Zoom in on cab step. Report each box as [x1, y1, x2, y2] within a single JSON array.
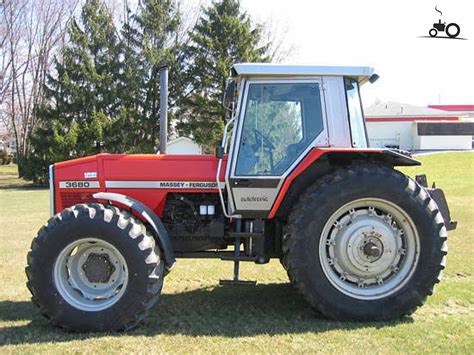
[[219, 221, 257, 286]]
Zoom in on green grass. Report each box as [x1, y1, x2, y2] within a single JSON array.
[[0, 153, 473, 353], [0, 164, 37, 189]]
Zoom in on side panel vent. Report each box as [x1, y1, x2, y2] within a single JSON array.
[[60, 192, 95, 209]]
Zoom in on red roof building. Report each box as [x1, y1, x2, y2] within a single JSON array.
[[364, 102, 474, 151]]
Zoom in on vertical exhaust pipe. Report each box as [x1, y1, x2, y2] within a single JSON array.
[[159, 65, 168, 154]]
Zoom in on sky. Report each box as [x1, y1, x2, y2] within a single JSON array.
[[213, 0, 474, 108]]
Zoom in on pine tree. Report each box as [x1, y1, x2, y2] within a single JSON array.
[[25, 0, 121, 183], [115, 0, 180, 153], [177, 0, 270, 150], [112, 6, 147, 153]]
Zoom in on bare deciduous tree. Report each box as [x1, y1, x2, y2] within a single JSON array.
[[0, 0, 78, 174], [260, 16, 294, 63]]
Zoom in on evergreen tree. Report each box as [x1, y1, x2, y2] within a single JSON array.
[[25, 0, 121, 183], [114, 0, 180, 153], [177, 0, 270, 150], [112, 6, 147, 153]]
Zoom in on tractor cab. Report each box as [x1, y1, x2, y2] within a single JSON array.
[[217, 63, 379, 218]]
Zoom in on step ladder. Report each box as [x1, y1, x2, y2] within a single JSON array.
[[219, 220, 262, 286]]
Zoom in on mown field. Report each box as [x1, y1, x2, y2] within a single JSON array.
[[0, 152, 473, 353]]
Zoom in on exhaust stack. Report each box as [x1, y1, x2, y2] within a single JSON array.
[[159, 66, 168, 154]]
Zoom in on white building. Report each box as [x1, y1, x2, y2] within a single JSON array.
[[365, 102, 474, 151], [165, 137, 203, 155]]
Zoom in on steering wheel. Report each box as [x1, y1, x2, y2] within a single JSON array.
[[253, 128, 274, 150], [251, 128, 275, 173]]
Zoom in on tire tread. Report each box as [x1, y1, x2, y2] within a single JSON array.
[[281, 162, 447, 321], [25, 203, 164, 331]]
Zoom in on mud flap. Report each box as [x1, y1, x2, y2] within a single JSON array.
[[416, 175, 457, 231]]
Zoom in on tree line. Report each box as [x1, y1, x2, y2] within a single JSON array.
[[1, 0, 280, 184]]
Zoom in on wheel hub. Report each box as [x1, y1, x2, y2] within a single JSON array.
[[82, 253, 116, 283], [331, 216, 400, 283], [364, 241, 381, 258], [53, 238, 128, 311], [320, 199, 419, 300]]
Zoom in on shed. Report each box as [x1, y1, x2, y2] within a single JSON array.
[[364, 102, 474, 151], [165, 137, 203, 155]]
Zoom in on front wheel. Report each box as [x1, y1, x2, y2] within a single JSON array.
[[429, 28, 438, 37], [282, 164, 448, 321], [26, 203, 164, 331]]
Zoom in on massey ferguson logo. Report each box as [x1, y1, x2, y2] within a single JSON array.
[[158, 181, 218, 189], [104, 180, 221, 189], [241, 196, 269, 202]]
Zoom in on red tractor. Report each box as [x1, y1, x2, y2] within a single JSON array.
[[26, 64, 455, 331]]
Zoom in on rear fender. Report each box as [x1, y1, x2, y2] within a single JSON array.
[[321, 148, 421, 167], [271, 148, 420, 219], [93, 192, 176, 271]]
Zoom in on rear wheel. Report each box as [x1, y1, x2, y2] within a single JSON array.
[[26, 203, 164, 331], [446, 23, 460, 38], [282, 164, 447, 321]]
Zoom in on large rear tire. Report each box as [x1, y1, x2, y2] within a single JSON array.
[[282, 164, 447, 321], [26, 203, 164, 331]]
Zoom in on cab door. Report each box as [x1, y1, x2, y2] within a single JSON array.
[[226, 79, 328, 217]]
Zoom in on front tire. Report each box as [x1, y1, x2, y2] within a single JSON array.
[[26, 203, 164, 331], [282, 164, 447, 321]]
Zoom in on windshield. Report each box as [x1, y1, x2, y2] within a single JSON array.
[[235, 82, 324, 176]]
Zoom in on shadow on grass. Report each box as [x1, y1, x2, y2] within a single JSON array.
[[0, 283, 413, 346]]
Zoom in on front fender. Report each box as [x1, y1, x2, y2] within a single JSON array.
[[93, 192, 176, 271]]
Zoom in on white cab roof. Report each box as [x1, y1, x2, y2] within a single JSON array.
[[232, 63, 374, 82]]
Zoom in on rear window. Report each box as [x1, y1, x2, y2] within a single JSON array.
[[345, 78, 368, 148]]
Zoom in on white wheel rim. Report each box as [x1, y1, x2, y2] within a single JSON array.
[[53, 238, 128, 311], [446, 24, 459, 37], [319, 198, 420, 300]]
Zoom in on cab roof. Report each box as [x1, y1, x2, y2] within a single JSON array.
[[232, 63, 375, 83]]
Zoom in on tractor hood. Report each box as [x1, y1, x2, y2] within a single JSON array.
[[52, 153, 227, 216]]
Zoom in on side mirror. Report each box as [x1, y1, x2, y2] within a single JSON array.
[[223, 79, 236, 110], [369, 73, 380, 83], [215, 146, 224, 159]]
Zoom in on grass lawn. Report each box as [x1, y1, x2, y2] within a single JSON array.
[[0, 152, 473, 353]]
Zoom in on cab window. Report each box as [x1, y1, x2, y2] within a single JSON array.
[[235, 82, 324, 176], [345, 77, 368, 148]]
